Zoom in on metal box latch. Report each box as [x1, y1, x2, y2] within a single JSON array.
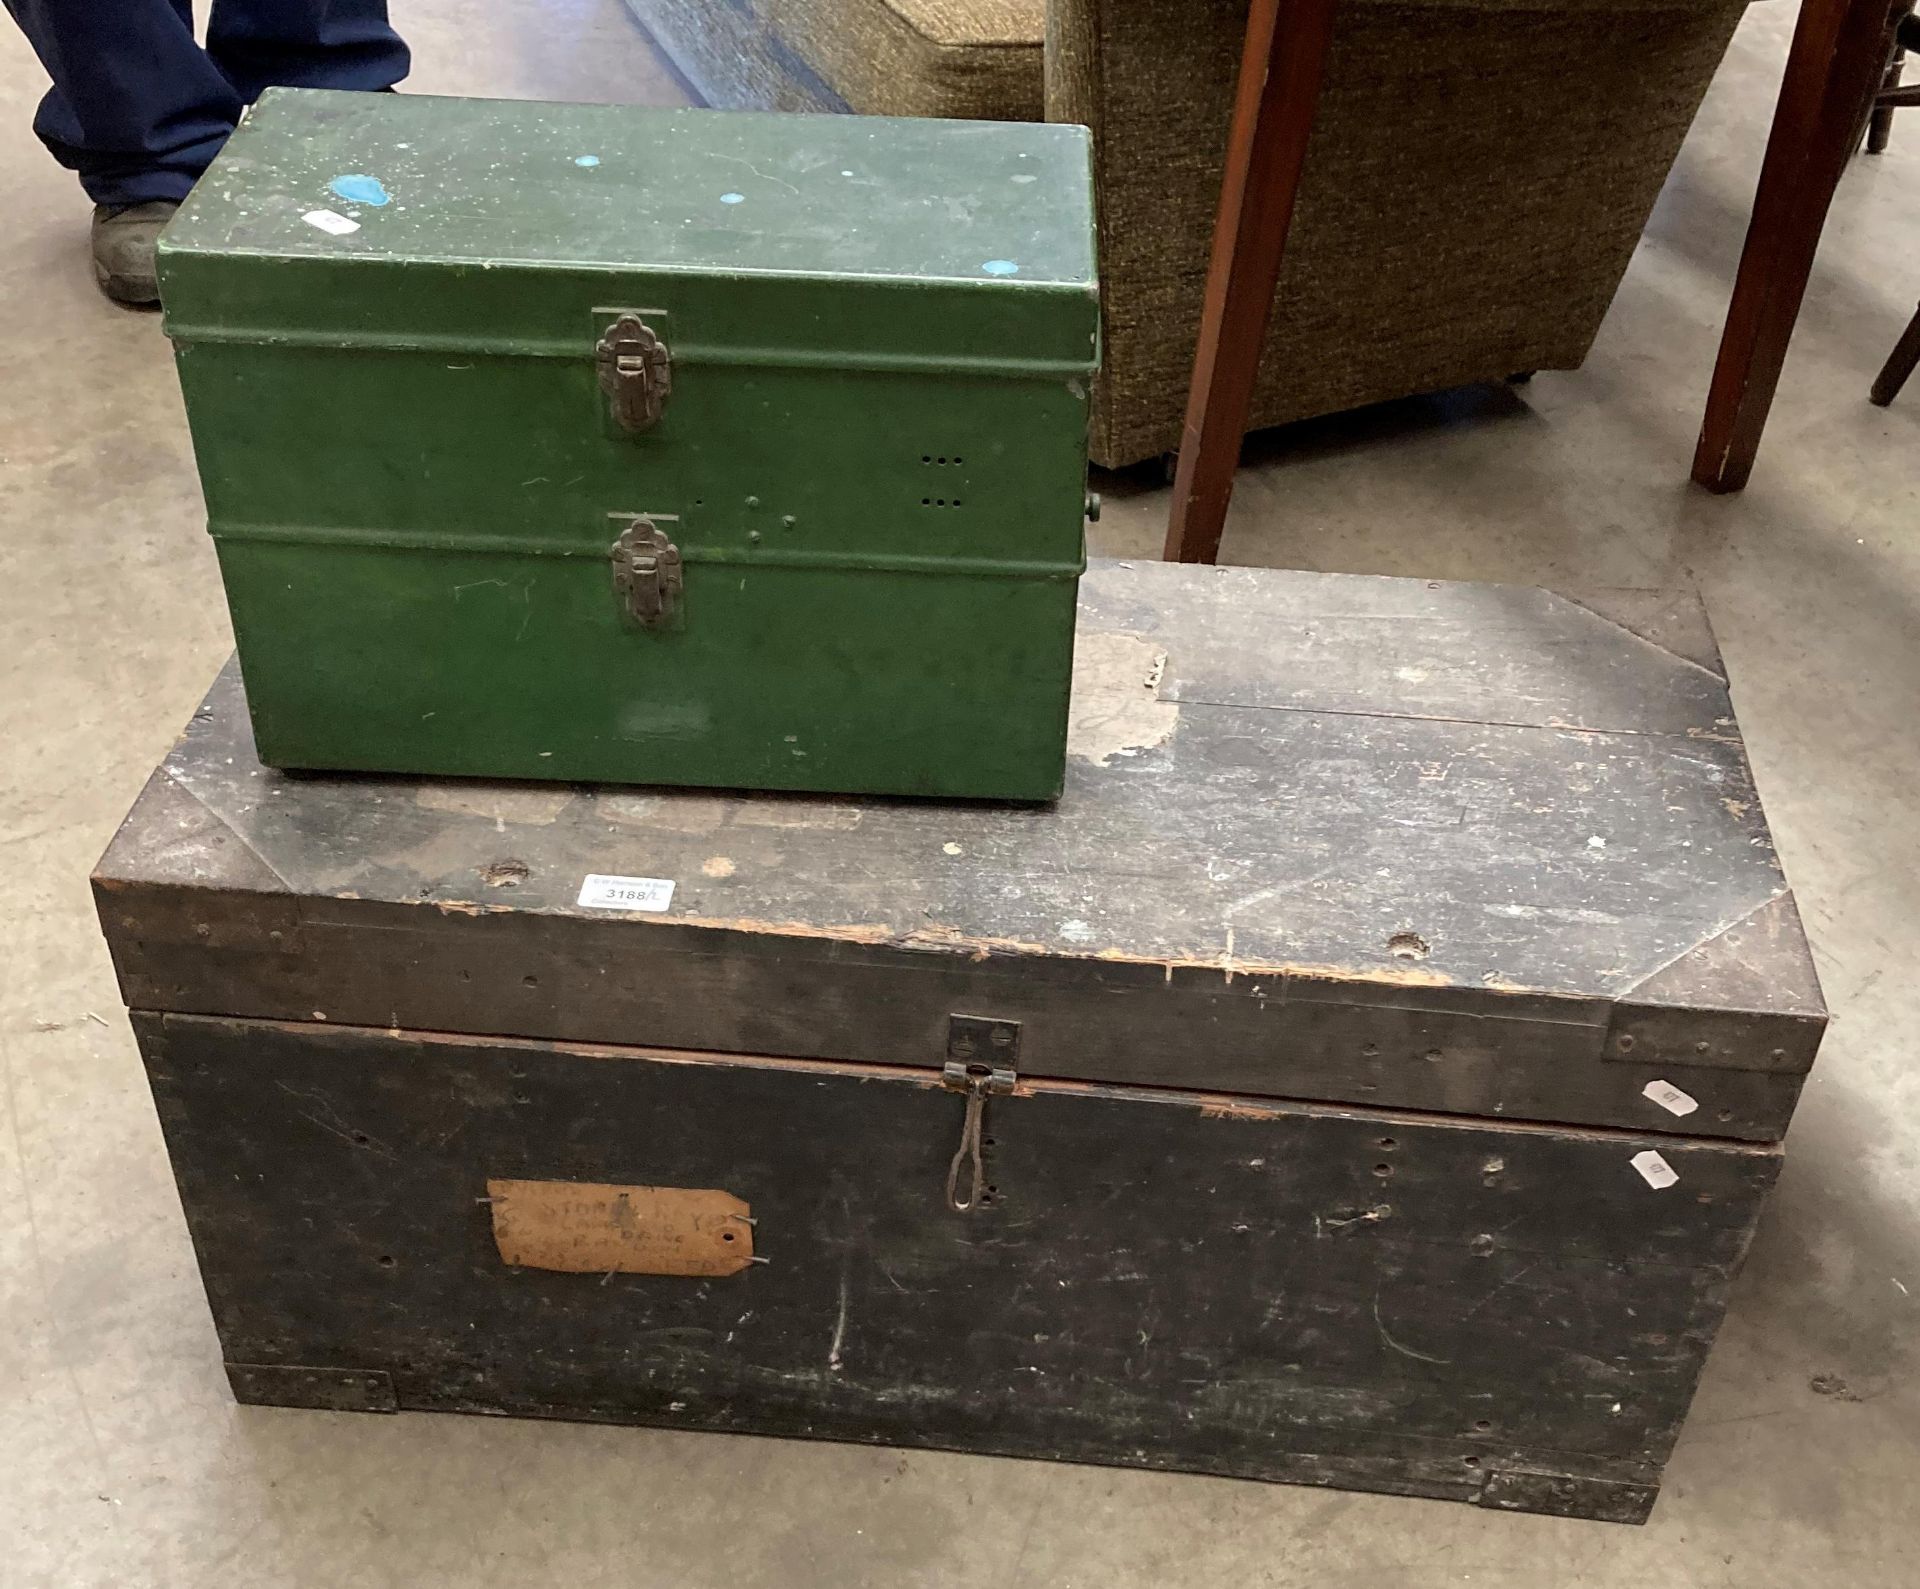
[[595, 313, 672, 433], [942, 1015, 1019, 1213], [611, 516, 682, 627]]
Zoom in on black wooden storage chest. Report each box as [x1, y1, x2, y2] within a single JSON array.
[[94, 560, 1825, 1523]]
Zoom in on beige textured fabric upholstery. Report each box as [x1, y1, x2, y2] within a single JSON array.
[[629, 0, 1044, 119], [629, 0, 1743, 468], [1050, 0, 1746, 466]]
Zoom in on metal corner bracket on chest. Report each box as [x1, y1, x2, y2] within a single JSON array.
[[943, 1014, 1020, 1213]]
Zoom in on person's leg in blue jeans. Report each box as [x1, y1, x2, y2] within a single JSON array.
[[3, 0, 406, 304], [207, 0, 409, 104]]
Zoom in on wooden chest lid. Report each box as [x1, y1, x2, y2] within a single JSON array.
[[94, 561, 1824, 1142]]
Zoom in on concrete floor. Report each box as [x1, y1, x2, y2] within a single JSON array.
[[3, 2, 1916, 1583]]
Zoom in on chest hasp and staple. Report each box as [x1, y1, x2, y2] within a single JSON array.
[[595, 313, 672, 434]]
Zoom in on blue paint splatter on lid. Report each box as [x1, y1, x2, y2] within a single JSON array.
[[719, 191, 746, 205], [981, 259, 1019, 276], [574, 155, 601, 167], [328, 173, 390, 207]]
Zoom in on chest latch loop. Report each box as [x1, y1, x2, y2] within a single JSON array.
[[942, 1016, 1020, 1213], [596, 313, 672, 433]]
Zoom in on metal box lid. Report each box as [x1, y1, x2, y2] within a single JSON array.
[[158, 90, 1099, 370], [93, 561, 1825, 1144]]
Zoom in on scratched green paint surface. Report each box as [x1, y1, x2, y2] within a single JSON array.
[[159, 90, 1099, 799]]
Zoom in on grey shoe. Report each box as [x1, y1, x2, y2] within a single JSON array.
[[90, 201, 179, 307]]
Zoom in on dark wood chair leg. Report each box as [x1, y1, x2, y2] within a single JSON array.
[[1866, 47, 1903, 150], [1692, 0, 1901, 493], [1162, 0, 1339, 565], [1870, 301, 1920, 404]]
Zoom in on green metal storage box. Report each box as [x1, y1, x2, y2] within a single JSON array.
[[160, 90, 1099, 800]]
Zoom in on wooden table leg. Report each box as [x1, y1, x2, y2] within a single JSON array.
[[1692, 0, 1899, 492], [1163, 0, 1339, 563], [1869, 301, 1920, 404]]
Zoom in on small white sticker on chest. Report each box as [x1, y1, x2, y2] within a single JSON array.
[[301, 208, 360, 236], [1641, 1079, 1700, 1117], [577, 873, 675, 912], [1630, 1150, 1679, 1190]]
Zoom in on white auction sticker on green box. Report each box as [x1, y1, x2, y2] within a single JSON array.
[[577, 874, 675, 912]]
